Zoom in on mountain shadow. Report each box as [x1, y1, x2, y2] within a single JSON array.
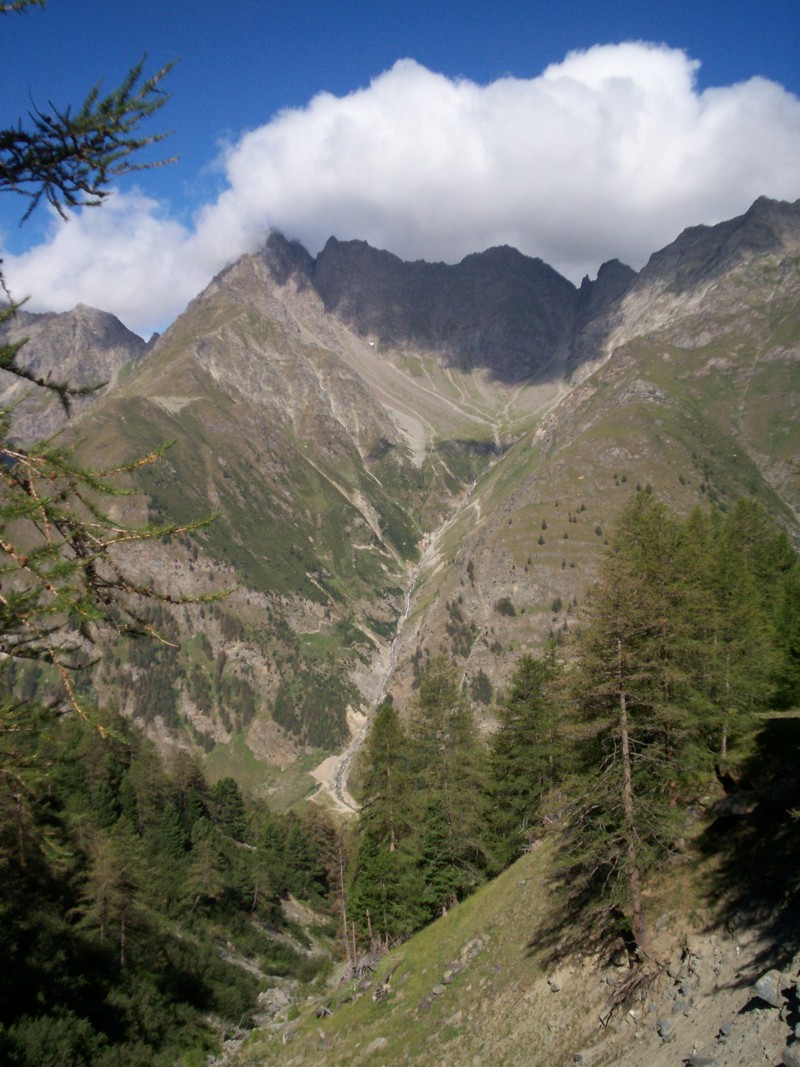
[[261, 233, 585, 384]]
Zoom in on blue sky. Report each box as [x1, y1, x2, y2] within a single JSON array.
[[3, 0, 800, 334]]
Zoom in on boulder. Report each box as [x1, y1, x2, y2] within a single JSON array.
[[754, 969, 785, 1009]]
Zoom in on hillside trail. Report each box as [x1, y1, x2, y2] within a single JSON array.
[[309, 471, 484, 813]]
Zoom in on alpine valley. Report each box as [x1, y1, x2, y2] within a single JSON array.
[[3, 195, 800, 1067], [4, 195, 799, 801]]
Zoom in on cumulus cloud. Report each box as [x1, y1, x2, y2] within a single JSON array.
[[4, 42, 800, 336]]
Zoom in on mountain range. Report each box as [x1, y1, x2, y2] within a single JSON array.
[[3, 195, 798, 800]]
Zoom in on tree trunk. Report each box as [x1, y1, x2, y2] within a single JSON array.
[[664, 722, 678, 808], [336, 838, 352, 967], [14, 792, 26, 869], [617, 636, 648, 953], [720, 648, 731, 768]]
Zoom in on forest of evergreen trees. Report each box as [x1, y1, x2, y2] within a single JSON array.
[[0, 706, 343, 1066], [1, 493, 797, 1063], [347, 495, 800, 956]]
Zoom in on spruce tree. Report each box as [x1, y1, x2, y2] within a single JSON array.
[[704, 516, 776, 768], [720, 500, 798, 713], [356, 702, 416, 851], [211, 776, 249, 841], [348, 830, 426, 947], [774, 561, 800, 708]]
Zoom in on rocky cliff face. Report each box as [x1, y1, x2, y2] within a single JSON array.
[[310, 237, 580, 382], [0, 303, 147, 440], [7, 197, 799, 789]]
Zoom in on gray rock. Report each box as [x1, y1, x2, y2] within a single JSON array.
[[783, 1047, 800, 1067], [657, 1017, 677, 1041], [754, 968, 785, 1008], [432, 984, 446, 996]]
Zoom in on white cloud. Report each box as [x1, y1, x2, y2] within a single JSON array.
[[4, 42, 800, 336]]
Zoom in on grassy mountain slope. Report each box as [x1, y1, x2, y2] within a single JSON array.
[[67, 236, 554, 780], [7, 198, 798, 789], [382, 198, 800, 711], [234, 711, 800, 1067]]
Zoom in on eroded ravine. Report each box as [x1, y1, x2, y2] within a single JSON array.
[[310, 477, 479, 813], [309, 374, 581, 813]]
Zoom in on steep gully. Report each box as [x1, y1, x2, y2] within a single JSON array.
[[310, 476, 480, 813]]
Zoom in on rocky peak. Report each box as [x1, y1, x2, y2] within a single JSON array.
[[639, 196, 800, 294], [577, 258, 637, 311], [309, 237, 578, 382], [568, 258, 638, 373], [0, 303, 146, 440], [260, 230, 315, 287]]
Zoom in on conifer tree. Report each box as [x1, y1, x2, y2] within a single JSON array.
[[211, 776, 249, 841], [703, 516, 776, 768], [2, 2, 173, 225], [0, 1, 191, 737], [565, 495, 695, 952], [153, 800, 189, 859], [356, 702, 416, 851], [487, 650, 562, 867], [411, 656, 489, 914], [186, 819, 226, 914], [559, 494, 788, 952], [349, 702, 425, 945], [720, 500, 797, 712], [348, 829, 426, 947], [79, 825, 145, 968], [774, 561, 800, 708]]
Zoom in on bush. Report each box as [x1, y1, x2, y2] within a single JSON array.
[[494, 597, 516, 617]]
